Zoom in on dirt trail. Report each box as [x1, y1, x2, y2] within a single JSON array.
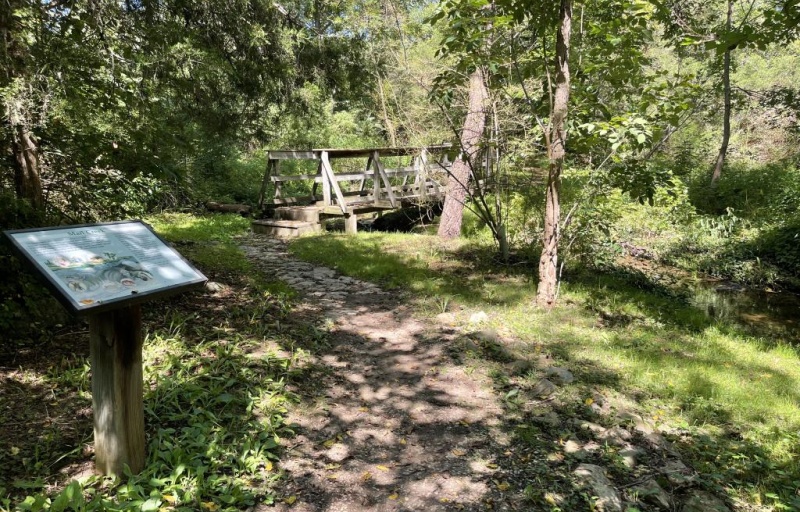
[[240, 235, 507, 511]]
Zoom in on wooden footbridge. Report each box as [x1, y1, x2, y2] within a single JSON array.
[[254, 145, 453, 236]]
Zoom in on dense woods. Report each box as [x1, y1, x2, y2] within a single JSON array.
[[2, 0, 800, 510]]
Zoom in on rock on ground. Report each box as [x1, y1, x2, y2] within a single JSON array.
[[573, 464, 623, 512]]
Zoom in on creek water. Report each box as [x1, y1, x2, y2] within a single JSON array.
[[689, 280, 800, 340]]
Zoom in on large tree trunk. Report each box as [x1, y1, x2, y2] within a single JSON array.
[[3, 0, 44, 210], [537, 0, 572, 306], [438, 68, 488, 239], [12, 124, 44, 209], [711, 0, 733, 185]]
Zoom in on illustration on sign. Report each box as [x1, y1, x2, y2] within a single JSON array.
[[48, 253, 155, 305], [5, 221, 206, 313]]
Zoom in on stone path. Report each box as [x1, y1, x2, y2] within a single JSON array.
[[237, 234, 734, 512], [240, 235, 506, 511]]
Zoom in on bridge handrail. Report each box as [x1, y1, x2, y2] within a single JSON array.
[[258, 145, 453, 212]]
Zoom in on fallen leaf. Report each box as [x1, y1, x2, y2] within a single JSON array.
[[388, 493, 399, 500], [584, 398, 594, 406], [399, 438, 407, 445], [327, 473, 339, 480], [486, 463, 498, 469], [451, 449, 466, 457], [376, 465, 390, 472], [264, 460, 273, 472], [325, 463, 341, 470], [361, 471, 373, 481], [322, 438, 336, 449], [284, 495, 297, 505], [439, 497, 450, 503], [359, 407, 368, 412], [496, 482, 510, 491], [201, 502, 218, 511]]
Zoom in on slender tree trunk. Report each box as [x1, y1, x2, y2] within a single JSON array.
[[12, 124, 44, 209], [377, 76, 398, 147], [711, 0, 733, 184], [537, 0, 572, 306], [438, 68, 488, 239]]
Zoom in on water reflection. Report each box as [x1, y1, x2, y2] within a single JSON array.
[[690, 281, 800, 340]]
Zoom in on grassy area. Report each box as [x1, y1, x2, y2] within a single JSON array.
[[290, 231, 800, 510], [1, 214, 308, 511]]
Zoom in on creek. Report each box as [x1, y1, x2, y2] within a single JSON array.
[[689, 280, 800, 340]]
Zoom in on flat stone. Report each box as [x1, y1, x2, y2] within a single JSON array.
[[618, 446, 644, 469], [545, 366, 574, 384], [469, 311, 489, 324], [325, 443, 350, 462], [575, 420, 606, 434], [599, 426, 631, 447], [662, 460, 695, 485], [436, 312, 456, 325], [629, 479, 670, 509], [532, 378, 558, 398], [615, 409, 651, 432], [472, 328, 500, 344], [644, 432, 679, 456], [564, 440, 582, 454], [681, 490, 730, 512], [573, 464, 622, 512], [577, 441, 601, 458], [204, 281, 228, 293]]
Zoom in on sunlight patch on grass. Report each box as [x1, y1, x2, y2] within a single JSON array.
[[146, 212, 250, 243], [287, 230, 800, 506], [289, 232, 530, 305]]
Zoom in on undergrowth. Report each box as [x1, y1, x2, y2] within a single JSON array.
[[1, 214, 303, 511]]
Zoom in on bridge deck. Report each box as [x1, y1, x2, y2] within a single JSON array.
[[255, 146, 453, 236]]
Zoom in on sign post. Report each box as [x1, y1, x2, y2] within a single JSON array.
[[4, 220, 206, 476]]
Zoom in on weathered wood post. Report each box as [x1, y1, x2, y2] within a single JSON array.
[[89, 305, 146, 476], [345, 214, 358, 235]]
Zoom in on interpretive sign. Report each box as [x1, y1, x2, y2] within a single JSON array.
[[4, 220, 206, 315]]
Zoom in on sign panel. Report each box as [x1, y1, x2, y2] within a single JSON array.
[[4, 220, 207, 315]]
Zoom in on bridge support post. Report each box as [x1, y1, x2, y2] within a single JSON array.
[[345, 213, 358, 235]]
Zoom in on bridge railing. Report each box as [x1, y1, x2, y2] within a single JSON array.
[[258, 145, 453, 214]]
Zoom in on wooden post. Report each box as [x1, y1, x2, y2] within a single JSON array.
[[373, 154, 397, 208], [345, 213, 358, 235], [320, 159, 331, 207], [320, 151, 348, 214], [372, 151, 381, 202], [257, 158, 274, 209], [89, 305, 146, 476]]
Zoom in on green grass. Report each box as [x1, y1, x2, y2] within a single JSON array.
[[289, 231, 800, 510], [290, 232, 531, 306]]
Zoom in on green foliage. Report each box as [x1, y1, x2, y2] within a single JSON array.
[[10, 329, 290, 511], [0, 193, 70, 341]]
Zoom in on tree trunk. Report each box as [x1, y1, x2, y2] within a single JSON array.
[[377, 76, 398, 147], [12, 124, 44, 210], [537, 0, 572, 306], [711, 0, 733, 185], [438, 68, 488, 239]]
